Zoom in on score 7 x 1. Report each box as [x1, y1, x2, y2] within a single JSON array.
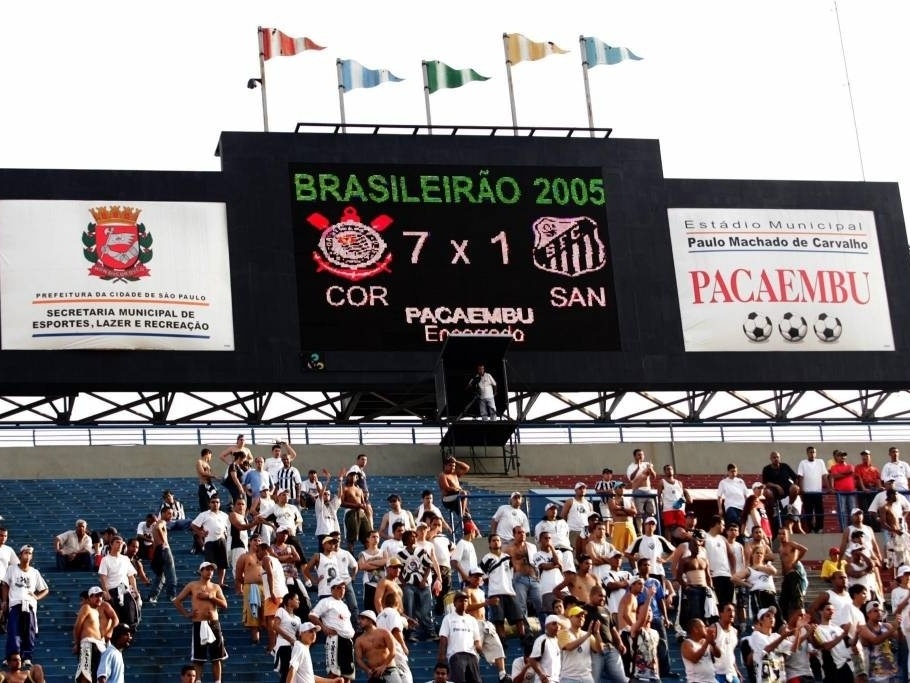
[[401, 231, 511, 265]]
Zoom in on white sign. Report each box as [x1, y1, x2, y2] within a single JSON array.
[[0, 200, 235, 350], [667, 208, 894, 352]]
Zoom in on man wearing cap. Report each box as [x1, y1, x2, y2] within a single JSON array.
[[744, 607, 789, 683], [490, 493, 529, 544], [462, 568, 510, 682], [72, 586, 111, 683], [310, 580, 356, 682], [558, 604, 601, 683], [439, 456, 471, 519], [626, 518, 673, 583], [838, 508, 883, 572], [356, 609, 400, 683], [287, 622, 345, 683], [828, 450, 860, 529], [54, 519, 92, 571], [172, 562, 228, 683], [854, 450, 881, 526], [535, 504, 573, 567], [561, 483, 594, 550], [528, 615, 562, 683], [437, 591, 482, 683], [452, 518, 480, 587], [845, 535, 880, 602], [95, 623, 132, 683]]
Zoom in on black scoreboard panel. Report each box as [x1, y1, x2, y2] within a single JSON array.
[[0, 133, 909, 393]]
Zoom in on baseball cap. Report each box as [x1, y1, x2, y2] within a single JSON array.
[[756, 606, 776, 621], [387, 557, 402, 566], [469, 567, 485, 576], [897, 566, 910, 578], [544, 615, 563, 626], [112, 624, 132, 640], [330, 578, 347, 589], [88, 586, 103, 596], [359, 610, 377, 623], [574, 482, 587, 490], [861, 449, 871, 455], [510, 491, 523, 498], [198, 561, 216, 572], [545, 502, 559, 511], [19, 544, 33, 554], [644, 516, 657, 525], [566, 605, 585, 617], [463, 521, 479, 534], [828, 546, 840, 555], [751, 481, 764, 489], [851, 508, 863, 516], [453, 591, 469, 600], [298, 622, 320, 634]]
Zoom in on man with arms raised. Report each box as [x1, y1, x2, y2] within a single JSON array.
[[438, 456, 471, 519]]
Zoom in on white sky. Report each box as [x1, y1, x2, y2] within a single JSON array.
[[1, 0, 908, 229]]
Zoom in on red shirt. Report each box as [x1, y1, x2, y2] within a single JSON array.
[[829, 462, 856, 492], [855, 463, 880, 488]]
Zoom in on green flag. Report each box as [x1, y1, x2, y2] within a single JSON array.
[[425, 60, 490, 94]]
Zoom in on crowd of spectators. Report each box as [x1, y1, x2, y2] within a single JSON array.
[[3, 440, 910, 683]]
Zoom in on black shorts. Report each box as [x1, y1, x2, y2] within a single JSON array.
[[204, 540, 229, 570], [486, 594, 523, 625], [191, 620, 228, 662]]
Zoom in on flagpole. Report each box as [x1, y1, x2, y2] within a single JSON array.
[[257, 27, 270, 132], [579, 36, 595, 138], [502, 34, 518, 135], [421, 61, 433, 135], [336, 59, 347, 132]]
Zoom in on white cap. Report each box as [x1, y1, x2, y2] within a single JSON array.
[[756, 606, 776, 621], [358, 610, 377, 623], [897, 566, 910, 578], [751, 481, 764, 489], [544, 615, 562, 626], [298, 622, 320, 634], [574, 482, 587, 490]]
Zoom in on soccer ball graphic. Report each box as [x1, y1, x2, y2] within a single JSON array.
[[778, 312, 808, 342], [743, 312, 773, 342], [813, 313, 843, 342]]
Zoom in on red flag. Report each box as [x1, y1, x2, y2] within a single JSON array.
[[261, 28, 325, 60]]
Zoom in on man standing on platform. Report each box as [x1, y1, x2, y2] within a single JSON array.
[[439, 456, 471, 519], [797, 446, 828, 533], [626, 449, 657, 534], [469, 365, 498, 421]]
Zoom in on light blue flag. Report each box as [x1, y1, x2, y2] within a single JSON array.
[[582, 36, 642, 67], [340, 59, 404, 92]]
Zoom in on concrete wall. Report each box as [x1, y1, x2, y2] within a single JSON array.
[[0, 440, 904, 479]]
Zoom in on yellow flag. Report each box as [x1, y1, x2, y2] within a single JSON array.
[[505, 33, 569, 64]]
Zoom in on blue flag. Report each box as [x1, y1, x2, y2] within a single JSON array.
[[339, 59, 404, 92], [582, 36, 642, 67]]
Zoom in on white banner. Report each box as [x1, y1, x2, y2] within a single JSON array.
[[0, 200, 235, 350], [667, 208, 894, 352]]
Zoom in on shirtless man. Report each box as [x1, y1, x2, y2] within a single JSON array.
[[72, 587, 115, 683], [678, 532, 712, 627], [617, 576, 645, 669], [195, 448, 217, 513], [172, 562, 229, 683], [505, 526, 542, 618], [553, 554, 598, 605], [354, 610, 400, 683], [777, 528, 808, 620], [0, 652, 46, 683], [149, 507, 177, 603], [341, 472, 372, 552], [233, 536, 264, 644], [438, 456, 471, 518], [373, 558, 405, 614]]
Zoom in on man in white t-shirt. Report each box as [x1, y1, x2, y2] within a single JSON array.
[[437, 591, 482, 683], [626, 449, 657, 534], [490, 493, 529, 544], [797, 446, 829, 533], [880, 446, 910, 493], [716, 463, 749, 527]]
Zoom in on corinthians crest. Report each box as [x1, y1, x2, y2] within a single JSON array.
[[531, 215, 606, 277], [307, 206, 393, 282], [82, 206, 154, 281]]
